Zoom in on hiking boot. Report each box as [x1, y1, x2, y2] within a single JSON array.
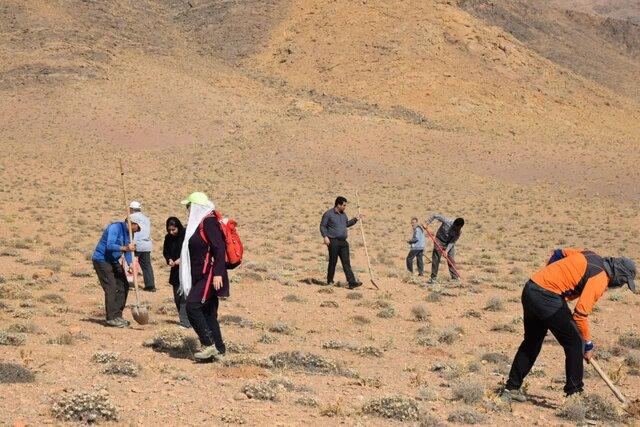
[[194, 345, 219, 362], [427, 277, 438, 285], [500, 388, 527, 403], [348, 281, 363, 289], [116, 317, 130, 326], [105, 318, 127, 328]]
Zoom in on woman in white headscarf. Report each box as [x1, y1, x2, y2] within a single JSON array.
[[179, 192, 229, 361]]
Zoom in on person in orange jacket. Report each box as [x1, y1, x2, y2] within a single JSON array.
[[501, 249, 636, 402]]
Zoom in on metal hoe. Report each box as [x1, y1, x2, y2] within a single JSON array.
[[423, 224, 463, 282]]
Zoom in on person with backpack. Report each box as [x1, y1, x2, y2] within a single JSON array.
[[424, 214, 464, 284], [92, 216, 142, 328], [179, 192, 229, 362], [162, 216, 190, 329], [501, 249, 637, 402], [320, 196, 363, 289], [406, 217, 425, 276]]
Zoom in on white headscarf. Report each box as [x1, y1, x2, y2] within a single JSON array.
[[178, 199, 215, 297]]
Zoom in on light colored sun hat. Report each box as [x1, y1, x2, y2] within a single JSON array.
[[180, 192, 211, 206], [129, 201, 142, 209]]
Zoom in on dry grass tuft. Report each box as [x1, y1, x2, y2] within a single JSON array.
[[452, 381, 485, 404], [411, 305, 429, 321], [0, 362, 35, 383], [51, 389, 118, 423], [362, 395, 420, 421], [102, 359, 140, 377], [447, 406, 486, 424]]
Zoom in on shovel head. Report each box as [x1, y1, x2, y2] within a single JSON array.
[[131, 305, 149, 325]]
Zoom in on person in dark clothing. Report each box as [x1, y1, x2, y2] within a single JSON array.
[[162, 217, 190, 328], [501, 249, 637, 402], [424, 214, 464, 284], [406, 217, 425, 276], [320, 196, 362, 289], [178, 192, 228, 362], [92, 217, 141, 328]]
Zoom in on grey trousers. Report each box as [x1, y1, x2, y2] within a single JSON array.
[[431, 241, 457, 279], [135, 251, 155, 290]]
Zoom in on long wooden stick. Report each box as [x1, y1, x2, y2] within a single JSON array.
[[119, 159, 142, 307], [590, 358, 629, 405], [355, 191, 379, 290]]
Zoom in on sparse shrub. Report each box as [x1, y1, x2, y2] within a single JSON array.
[[318, 287, 334, 294], [625, 350, 640, 368], [226, 342, 256, 354], [609, 293, 624, 302], [425, 292, 441, 302], [452, 381, 485, 404], [438, 326, 463, 344], [463, 309, 481, 318], [377, 306, 395, 318], [258, 334, 278, 344], [0, 362, 35, 383], [411, 305, 429, 321], [357, 346, 383, 358], [220, 410, 246, 425], [219, 315, 254, 328], [319, 400, 344, 417], [0, 331, 26, 346], [268, 322, 292, 335], [264, 351, 345, 376], [242, 381, 278, 401], [481, 352, 510, 365], [491, 322, 517, 333], [6, 322, 40, 334], [419, 413, 444, 427], [91, 351, 120, 364], [557, 394, 586, 422], [350, 315, 370, 325], [447, 407, 486, 424], [71, 271, 92, 278], [346, 292, 363, 300], [484, 297, 503, 311], [619, 331, 640, 349], [51, 389, 118, 423], [283, 294, 305, 303], [144, 328, 199, 357], [102, 359, 140, 377], [320, 300, 339, 308], [362, 395, 419, 421], [416, 385, 438, 401], [583, 393, 622, 421], [47, 332, 89, 345], [155, 304, 177, 315], [432, 361, 461, 380], [323, 340, 357, 350], [38, 293, 66, 304], [295, 396, 318, 407]]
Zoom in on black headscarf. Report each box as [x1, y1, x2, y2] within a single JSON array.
[[163, 217, 185, 263]]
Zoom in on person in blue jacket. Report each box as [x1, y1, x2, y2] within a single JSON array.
[[92, 217, 141, 328]]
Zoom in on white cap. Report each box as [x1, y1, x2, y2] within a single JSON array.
[[129, 201, 142, 209]]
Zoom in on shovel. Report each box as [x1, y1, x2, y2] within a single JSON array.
[[355, 191, 379, 290], [589, 358, 640, 416], [119, 160, 149, 325]]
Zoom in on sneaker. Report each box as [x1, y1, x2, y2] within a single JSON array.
[[178, 325, 190, 330], [194, 345, 219, 361], [348, 281, 363, 289], [427, 277, 437, 285], [325, 281, 335, 286], [500, 388, 527, 403], [105, 318, 127, 328]]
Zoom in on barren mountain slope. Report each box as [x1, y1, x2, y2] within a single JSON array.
[[552, 0, 640, 22], [1, 0, 640, 426]]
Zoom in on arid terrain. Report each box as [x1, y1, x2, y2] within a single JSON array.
[[1, 0, 639, 425]]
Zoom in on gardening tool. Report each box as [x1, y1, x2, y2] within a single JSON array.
[[589, 358, 629, 406], [119, 159, 149, 325], [355, 191, 379, 290], [423, 224, 463, 282]]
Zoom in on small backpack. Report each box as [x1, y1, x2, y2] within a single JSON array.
[[198, 211, 243, 269]]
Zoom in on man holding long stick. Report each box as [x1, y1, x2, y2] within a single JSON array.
[[320, 196, 363, 289], [424, 213, 464, 284]]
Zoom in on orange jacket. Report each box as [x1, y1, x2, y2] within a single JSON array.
[[531, 248, 609, 341]]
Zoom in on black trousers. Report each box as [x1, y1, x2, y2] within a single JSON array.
[[172, 284, 191, 328], [506, 281, 584, 395], [93, 260, 129, 321], [406, 250, 424, 275], [186, 297, 225, 353], [431, 241, 457, 279], [136, 251, 155, 290], [327, 238, 356, 284]]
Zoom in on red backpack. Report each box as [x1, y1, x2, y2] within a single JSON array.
[[198, 211, 243, 269]]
